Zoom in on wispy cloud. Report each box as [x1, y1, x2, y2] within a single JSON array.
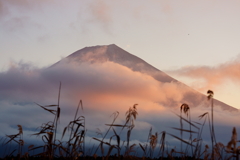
[[87, 0, 112, 29], [75, 0, 114, 35], [0, 0, 47, 18], [0, 0, 47, 37], [0, 0, 8, 18], [168, 56, 240, 92]]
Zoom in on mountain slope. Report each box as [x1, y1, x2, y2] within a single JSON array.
[[51, 44, 238, 112], [53, 44, 177, 83]]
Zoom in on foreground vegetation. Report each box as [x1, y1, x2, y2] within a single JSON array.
[[0, 84, 239, 160]]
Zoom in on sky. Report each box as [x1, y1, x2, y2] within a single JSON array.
[[1, 0, 240, 108], [1, 0, 240, 155]]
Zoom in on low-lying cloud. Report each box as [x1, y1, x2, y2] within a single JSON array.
[[0, 60, 239, 154]]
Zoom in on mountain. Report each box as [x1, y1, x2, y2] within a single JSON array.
[[51, 44, 238, 112], [52, 44, 177, 83]]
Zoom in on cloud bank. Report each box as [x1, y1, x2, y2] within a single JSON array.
[[0, 60, 239, 154]]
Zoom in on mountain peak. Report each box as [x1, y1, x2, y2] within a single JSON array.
[[54, 44, 177, 83], [66, 44, 133, 62]]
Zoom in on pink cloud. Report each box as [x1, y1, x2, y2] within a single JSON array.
[[168, 57, 240, 92], [88, 0, 112, 28]]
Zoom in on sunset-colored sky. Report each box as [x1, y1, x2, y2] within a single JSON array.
[[1, 0, 240, 109], [2, 1, 240, 152]]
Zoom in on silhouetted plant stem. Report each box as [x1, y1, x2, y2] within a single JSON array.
[[180, 108, 183, 154], [188, 110, 193, 157], [52, 82, 61, 159], [207, 90, 217, 160], [94, 111, 119, 155], [211, 97, 214, 159]]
